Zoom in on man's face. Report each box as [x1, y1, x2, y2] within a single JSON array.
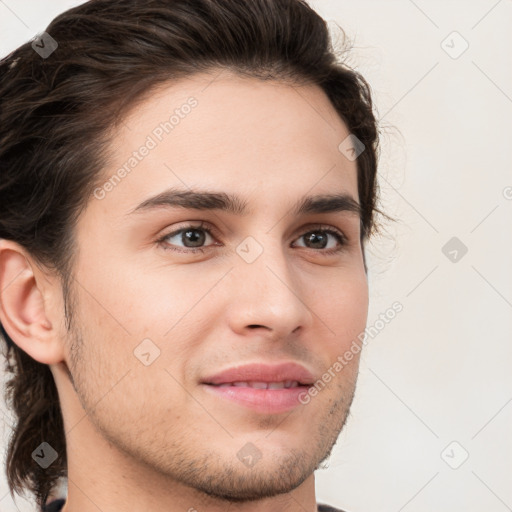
[[57, 71, 368, 501]]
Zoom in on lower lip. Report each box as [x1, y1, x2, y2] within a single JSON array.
[[202, 384, 311, 414]]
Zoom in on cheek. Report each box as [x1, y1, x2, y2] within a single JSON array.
[[313, 269, 369, 344], [67, 297, 191, 425]]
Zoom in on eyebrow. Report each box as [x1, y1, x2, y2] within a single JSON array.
[[126, 187, 362, 219]]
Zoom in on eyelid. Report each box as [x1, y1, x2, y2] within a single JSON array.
[[158, 220, 218, 240], [156, 221, 218, 252]]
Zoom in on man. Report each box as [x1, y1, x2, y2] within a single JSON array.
[[0, 1, 381, 511]]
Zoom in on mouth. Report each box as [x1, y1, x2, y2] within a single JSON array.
[[201, 380, 313, 414], [208, 380, 305, 389], [200, 361, 316, 413]]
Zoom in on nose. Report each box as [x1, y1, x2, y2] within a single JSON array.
[[226, 238, 315, 340]]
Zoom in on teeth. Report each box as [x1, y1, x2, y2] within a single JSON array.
[[268, 382, 285, 389], [216, 380, 300, 389]]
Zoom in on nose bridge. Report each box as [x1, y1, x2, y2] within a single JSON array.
[[227, 232, 313, 334]]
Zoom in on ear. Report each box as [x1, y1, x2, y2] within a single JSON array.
[[0, 239, 65, 365]]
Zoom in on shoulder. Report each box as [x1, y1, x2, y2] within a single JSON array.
[[41, 498, 66, 512], [43, 499, 344, 512], [317, 502, 349, 512]]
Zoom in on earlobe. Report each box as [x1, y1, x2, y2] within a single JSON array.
[[0, 240, 64, 365]]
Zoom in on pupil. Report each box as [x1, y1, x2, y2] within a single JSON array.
[[307, 232, 326, 249], [184, 229, 205, 247]]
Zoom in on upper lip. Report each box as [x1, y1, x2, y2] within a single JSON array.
[[201, 362, 316, 386]]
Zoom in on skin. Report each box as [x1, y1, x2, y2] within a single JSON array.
[[0, 69, 368, 512]]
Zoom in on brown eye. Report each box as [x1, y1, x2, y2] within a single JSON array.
[[158, 224, 216, 253], [293, 227, 346, 254], [174, 228, 208, 247]]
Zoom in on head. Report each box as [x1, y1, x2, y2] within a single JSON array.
[[0, 0, 382, 509]]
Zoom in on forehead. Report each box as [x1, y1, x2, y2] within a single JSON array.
[[92, 70, 359, 218]]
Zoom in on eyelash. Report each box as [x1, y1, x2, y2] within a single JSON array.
[[156, 222, 348, 256]]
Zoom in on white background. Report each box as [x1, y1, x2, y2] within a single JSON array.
[[1, 1, 511, 511]]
